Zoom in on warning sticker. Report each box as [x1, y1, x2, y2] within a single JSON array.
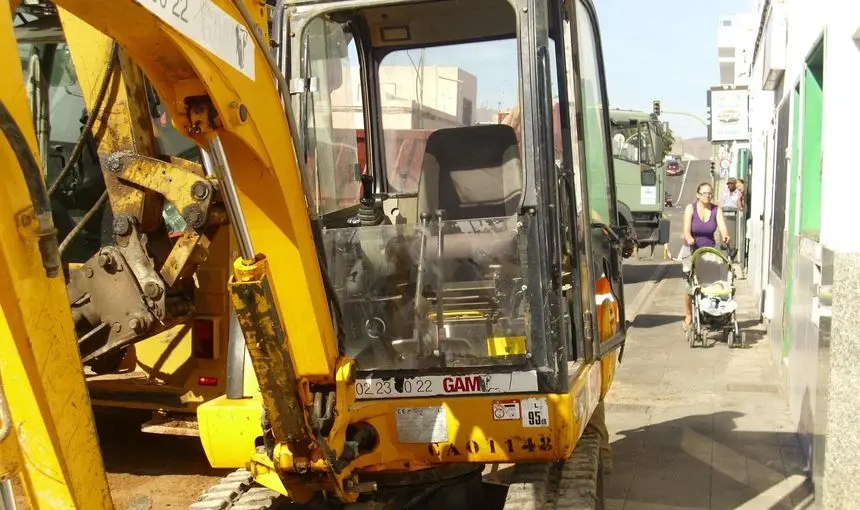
[[492, 400, 521, 421], [521, 397, 549, 428], [354, 370, 539, 400], [137, 0, 255, 80], [395, 406, 448, 443]]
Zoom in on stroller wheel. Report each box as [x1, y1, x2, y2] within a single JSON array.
[[726, 330, 736, 349], [687, 323, 696, 347]]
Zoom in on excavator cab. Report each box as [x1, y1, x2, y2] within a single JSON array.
[[283, 0, 626, 389], [215, 0, 631, 505]]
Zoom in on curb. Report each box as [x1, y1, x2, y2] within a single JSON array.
[[625, 261, 673, 323]]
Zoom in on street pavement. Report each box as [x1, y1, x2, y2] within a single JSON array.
[[610, 160, 811, 509]]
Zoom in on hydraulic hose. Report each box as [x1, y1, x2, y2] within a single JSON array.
[[58, 189, 109, 255], [0, 99, 61, 278], [47, 41, 119, 196]]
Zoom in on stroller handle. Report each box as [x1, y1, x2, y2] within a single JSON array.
[[719, 242, 738, 262]]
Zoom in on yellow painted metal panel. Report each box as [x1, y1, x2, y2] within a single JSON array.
[[0, 4, 112, 507], [197, 396, 264, 468]]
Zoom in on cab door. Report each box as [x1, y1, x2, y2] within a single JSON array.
[[565, 0, 627, 364]]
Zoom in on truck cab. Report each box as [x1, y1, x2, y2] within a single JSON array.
[[609, 108, 669, 255]]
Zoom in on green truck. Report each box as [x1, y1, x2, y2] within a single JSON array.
[[609, 108, 669, 256]]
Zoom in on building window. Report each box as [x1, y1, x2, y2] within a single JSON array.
[[462, 97, 473, 125], [770, 99, 790, 277], [718, 47, 735, 58]]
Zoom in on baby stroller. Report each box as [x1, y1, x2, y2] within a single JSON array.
[[684, 244, 743, 348]]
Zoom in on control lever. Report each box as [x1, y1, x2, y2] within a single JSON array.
[[412, 212, 432, 357], [353, 174, 386, 226], [433, 209, 446, 357]]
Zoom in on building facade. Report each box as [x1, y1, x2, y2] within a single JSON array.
[[717, 12, 757, 86], [329, 64, 478, 130], [711, 12, 756, 207], [733, 0, 860, 504]]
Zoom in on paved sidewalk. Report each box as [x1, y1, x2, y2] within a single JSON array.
[[605, 264, 812, 510]]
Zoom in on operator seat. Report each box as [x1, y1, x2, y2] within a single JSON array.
[[416, 124, 523, 222], [415, 124, 523, 275]]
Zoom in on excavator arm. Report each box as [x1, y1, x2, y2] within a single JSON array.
[[3, 0, 342, 506], [28, 1, 233, 369], [37, 0, 346, 500], [0, 3, 111, 507]]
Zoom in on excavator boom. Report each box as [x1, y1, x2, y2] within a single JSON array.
[[2, 0, 330, 506]]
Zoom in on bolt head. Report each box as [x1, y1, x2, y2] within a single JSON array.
[[112, 216, 132, 236], [144, 281, 162, 299], [191, 181, 210, 200], [98, 251, 114, 268], [85, 267, 94, 278], [185, 208, 204, 229], [112, 322, 122, 333], [128, 317, 142, 332], [108, 156, 123, 172]]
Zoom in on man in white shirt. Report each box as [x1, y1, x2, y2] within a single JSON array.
[[721, 177, 741, 208]]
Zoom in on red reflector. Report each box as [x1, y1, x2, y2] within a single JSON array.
[[193, 319, 215, 359], [198, 376, 218, 386]]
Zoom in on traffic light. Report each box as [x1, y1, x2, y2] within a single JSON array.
[[710, 161, 715, 172], [652, 99, 661, 116]]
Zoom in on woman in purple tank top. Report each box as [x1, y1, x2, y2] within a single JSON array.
[[681, 182, 730, 330]]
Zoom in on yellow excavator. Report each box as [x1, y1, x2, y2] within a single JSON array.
[[0, 0, 630, 508]]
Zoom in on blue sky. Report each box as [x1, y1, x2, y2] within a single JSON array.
[[380, 0, 754, 139], [596, 0, 752, 138]]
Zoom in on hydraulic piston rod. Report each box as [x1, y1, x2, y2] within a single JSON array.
[[206, 136, 255, 263]]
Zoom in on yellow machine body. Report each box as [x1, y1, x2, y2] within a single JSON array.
[[0, 0, 628, 506]]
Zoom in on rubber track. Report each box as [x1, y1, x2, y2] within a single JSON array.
[[189, 469, 283, 510], [501, 426, 603, 510], [192, 429, 601, 510]]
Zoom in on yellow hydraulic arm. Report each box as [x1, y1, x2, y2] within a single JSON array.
[[0, 3, 112, 508]]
